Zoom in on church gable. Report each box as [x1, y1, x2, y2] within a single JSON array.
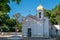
[[22, 14, 37, 21]]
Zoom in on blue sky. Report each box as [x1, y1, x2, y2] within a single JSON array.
[[8, 0, 60, 18]]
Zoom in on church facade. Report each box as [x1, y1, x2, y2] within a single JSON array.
[[22, 5, 50, 38]]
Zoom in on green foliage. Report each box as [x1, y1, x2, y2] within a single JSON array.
[[0, 12, 22, 32], [13, 13, 22, 32], [51, 4, 60, 25], [2, 24, 9, 32], [0, 0, 21, 32], [44, 9, 51, 18], [13, 13, 21, 19], [5, 19, 16, 27], [0, 12, 10, 25], [16, 0, 21, 4], [56, 15, 60, 25], [0, 0, 21, 13], [12, 0, 21, 4], [44, 4, 60, 25], [17, 22, 22, 32]]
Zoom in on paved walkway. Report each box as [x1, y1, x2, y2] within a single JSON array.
[[22, 37, 58, 40], [0, 37, 60, 40], [0, 35, 22, 40], [0, 32, 60, 40], [0, 33, 22, 40]]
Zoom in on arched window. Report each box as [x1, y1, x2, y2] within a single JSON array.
[[39, 12, 41, 18]]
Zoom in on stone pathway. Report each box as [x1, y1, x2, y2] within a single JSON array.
[[0, 37, 60, 40], [22, 37, 60, 40]]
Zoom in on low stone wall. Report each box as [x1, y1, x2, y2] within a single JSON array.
[[0, 32, 22, 35]]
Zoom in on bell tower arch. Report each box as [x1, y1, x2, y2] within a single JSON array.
[[37, 5, 44, 20]]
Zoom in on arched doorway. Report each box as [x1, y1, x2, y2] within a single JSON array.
[[27, 28, 31, 37]]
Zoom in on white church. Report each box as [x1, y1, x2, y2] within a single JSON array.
[[22, 4, 50, 38]]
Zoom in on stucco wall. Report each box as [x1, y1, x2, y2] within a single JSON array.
[[50, 25, 60, 37], [31, 21, 44, 37], [22, 18, 44, 37], [22, 17, 50, 37], [44, 17, 49, 37]]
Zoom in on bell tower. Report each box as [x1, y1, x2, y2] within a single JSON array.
[[37, 5, 44, 20]]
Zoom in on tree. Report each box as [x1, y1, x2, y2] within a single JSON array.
[[2, 24, 9, 32], [0, 0, 21, 29], [17, 22, 22, 32], [44, 9, 51, 18], [13, 13, 22, 32], [5, 19, 16, 27], [13, 13, 22, 24], [13, 13, 21, 20], [49, 4, 60, 25], [0, 0, 21, 32], [5, 19, 16, 32], [0, 0, 21, 13], [56, 15, 60, 25], [0, 12, 10, 26]]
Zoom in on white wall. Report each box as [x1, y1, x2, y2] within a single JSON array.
[[31, 21, 44, 37], [50, 25, 60, 37], [22, 17, 50, 37], [22, 18, 44, 37], [44, 17, 49, 37]]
